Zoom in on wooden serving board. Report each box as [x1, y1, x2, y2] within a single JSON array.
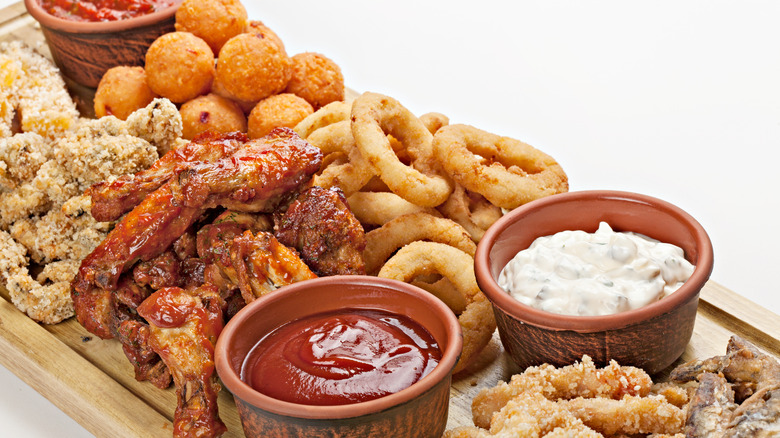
[[1, 3, 779, 437]]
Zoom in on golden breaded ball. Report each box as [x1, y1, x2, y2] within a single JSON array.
[[215, 33, 291, 103], [211, 72, 256, 114], [284, 52, 344, 110], [180, 93, 247, 139], [145, 32, 215, 104], [94, 66, 158, 120], [174, 0, 248, 54], [245, 20, 285, 51], [247, 93, 313, 139]]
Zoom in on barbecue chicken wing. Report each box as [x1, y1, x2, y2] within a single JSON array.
[[275, 186, 366, 276], [136, 285, 226, 438], [88, 131, 249, 222]]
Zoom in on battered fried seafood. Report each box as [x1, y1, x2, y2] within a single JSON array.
[[351, 92, 453, 207], [378, 241, 494, 374], [0, 41, 78, 138], [301, 119, 373, 196], [669, 336, 780, 437], [470, 355, 653, 429], [0, 100, 180, 323], [363, 212, 476, 275], [432, 124, 568, 209]]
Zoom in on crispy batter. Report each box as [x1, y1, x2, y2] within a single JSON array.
[[471, 356, 653, 429], [445, 393, 602, 438], [561, 395, 685, 435], [0, 99, 183, 323], [0, 41, 78, 139]]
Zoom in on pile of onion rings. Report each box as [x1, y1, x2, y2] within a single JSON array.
[[294, 91, 569, 373]]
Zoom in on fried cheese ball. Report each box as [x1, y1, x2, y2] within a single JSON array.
[[245, 20, 285, 51], [180, 93, 247, 139], [247, 93, 313, 139], [285, 52, 345, 110], [215, 32, 292, 103], [174, 0, 248, 54], [94, 66, 158, 120], [145, 31, 215, 103]]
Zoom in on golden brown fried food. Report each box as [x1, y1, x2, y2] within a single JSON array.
[[363, 212, 476, 275], [174, 0, 248, 54], [419, 111, 449, 134], [561, 395, 685, 436], [445, 392, 601, 438], [284, 52, 345, 110], [0, 101, 182, 323], [378, 241, 494, 374], [432, 123, 568, 209], [0, 41, 78, 139], [94, 66, 158, 120], [351, 92, 453, 207], [145, 32, 215, 103], [304, 120, 374, 196], [245, 20, 285, 51], [437, 183, 503, 242], [180, 93, 247, 139], [471, 356, 653, 429], [346, 191, 442, 227], [247, 93, 313, 139], [215, 32, 292, 102]]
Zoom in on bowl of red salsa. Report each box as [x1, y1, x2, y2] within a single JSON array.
[[214, 275, 463, 438], [24, 0, 182, 88]]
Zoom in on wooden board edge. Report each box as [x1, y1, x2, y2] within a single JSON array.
[[0, 298, 173, 437], [0, 2, 26, 24], [699, 280, 780, 348]]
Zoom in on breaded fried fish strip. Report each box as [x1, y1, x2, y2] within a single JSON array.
[[560, 395, 684, 436], [471, 355, 652, 429], [446, 393, 601, 438]]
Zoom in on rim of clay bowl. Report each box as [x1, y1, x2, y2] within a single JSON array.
[[475, 190, 714, 333], [24, 0, 181, 33], [215, 275, 463, 420]]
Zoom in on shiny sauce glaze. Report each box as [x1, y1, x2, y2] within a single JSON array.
[[38, 0, 177, 22], [241, 308, 441, 405]]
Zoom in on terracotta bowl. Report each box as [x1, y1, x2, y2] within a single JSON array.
[[474, 190, 714, 375], [214, 275, 463, 438], [24, 0, 181, 88]]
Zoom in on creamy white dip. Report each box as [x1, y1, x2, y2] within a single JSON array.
[[497, 222, 695, 316]]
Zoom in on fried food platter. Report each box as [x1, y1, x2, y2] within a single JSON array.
[[1, 2, 779, 437]]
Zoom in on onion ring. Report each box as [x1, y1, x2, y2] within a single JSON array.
[[432, 124, 568, 209], [437, 183, 503, 242], [293, 100, 351, 139], [377, 241, 495, 374], [304, 120, 374, 196], [351, 92, 453, 207], [362, 212, 476, 275], [346, 191, 442, 227], [419, 111, 449, 135]]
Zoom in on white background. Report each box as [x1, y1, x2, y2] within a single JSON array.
[[1, 0, 778, 436]]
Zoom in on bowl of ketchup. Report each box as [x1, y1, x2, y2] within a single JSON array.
[[215, 275, 463, 438], [24, 0, 182, 88]]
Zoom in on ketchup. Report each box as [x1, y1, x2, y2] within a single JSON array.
[[37, 0, 177, 22], [241, 308, 441, 405]]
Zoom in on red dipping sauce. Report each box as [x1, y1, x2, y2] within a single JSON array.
[[241, 308, 442, 406], [37, 0, 177, 22]]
